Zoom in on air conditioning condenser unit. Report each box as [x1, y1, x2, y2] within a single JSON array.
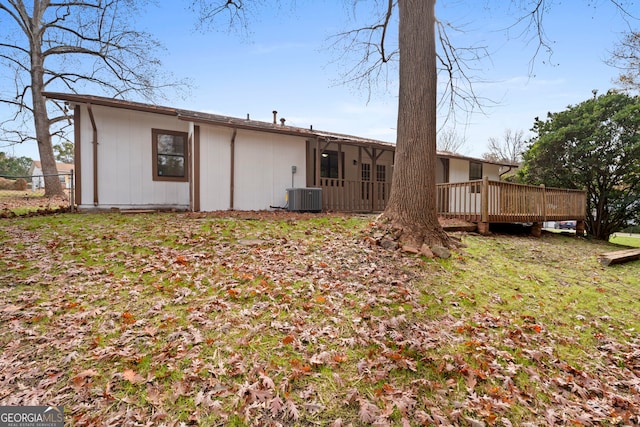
[[286, 188, 322, 213]]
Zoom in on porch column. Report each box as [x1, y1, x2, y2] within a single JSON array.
[[371, 148, 378, 211], [315, 137, 321, 187], [358, 147, 362, 211], [337, 142, 343, 183]]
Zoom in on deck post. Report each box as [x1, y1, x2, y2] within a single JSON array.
[[477, 222, 491, 235], [576, 220, 586, 237], [479, 176, 489, 234], [540, 184, 546, 221], [531, 222, 542, 237]]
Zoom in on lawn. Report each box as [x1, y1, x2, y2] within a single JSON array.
[[610, 233, 640, 248], [0, 212, 638, 426]]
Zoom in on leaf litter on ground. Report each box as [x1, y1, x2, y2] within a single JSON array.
[[0, 211, 638, 426]]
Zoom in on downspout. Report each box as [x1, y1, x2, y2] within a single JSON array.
[[499, 165, 513, 179], [73, 105, 82, 206], [87, 104, 98, 206], [193, 125, 200, 212], [229, 128, 237, 210]]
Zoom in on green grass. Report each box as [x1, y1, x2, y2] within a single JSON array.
[[0, 212, 638, 425], [610, 233, 640, 248]]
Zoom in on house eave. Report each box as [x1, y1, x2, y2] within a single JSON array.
[[42, 91, 516, 167], [435, 151, 518, 168], [42, 92, 179, 117]]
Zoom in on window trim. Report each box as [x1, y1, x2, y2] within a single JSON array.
[[152, 128, 189, 182]]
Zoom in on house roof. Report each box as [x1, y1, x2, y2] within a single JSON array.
[[42, 92, 517, 167], [31, 161, 75, 172]]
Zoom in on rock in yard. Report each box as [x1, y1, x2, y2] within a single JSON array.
[[401, 244, 420, 254], [380, 238, 400, 251], [431, 245, 451, 259], [420, 244, 434, 258]]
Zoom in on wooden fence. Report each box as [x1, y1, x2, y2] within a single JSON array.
[[436, 177, 586, 223]]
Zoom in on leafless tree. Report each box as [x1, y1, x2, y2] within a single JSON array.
[[437, 127, 466, 154], [483, 129, 526, 164], [0, 0, 183, 196], [607, 31, 640, 92]]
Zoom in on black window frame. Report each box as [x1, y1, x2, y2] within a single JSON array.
[[320, 150, 340, 179]]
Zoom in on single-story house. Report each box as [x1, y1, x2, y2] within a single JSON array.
[[43, 92, 516, 213], [29, 161, 75, 190]]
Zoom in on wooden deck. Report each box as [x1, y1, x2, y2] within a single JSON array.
[[437, 177, 586, 223], [320, 177, 587, 226]]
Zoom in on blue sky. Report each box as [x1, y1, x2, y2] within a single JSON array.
[[2, 0, 638, 160]]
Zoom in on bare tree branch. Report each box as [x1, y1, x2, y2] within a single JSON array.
[[435, 19, 493, 126], [189, 0, 256, 34], [0, 0, 189, 195], [607, 30, 640, 92], [437, 127, 466, 154], [483, 128, 526, 164]]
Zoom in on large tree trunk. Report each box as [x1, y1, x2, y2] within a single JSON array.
[[31, 73, 63, 198], [29, 1, 64, 198], [382, 0, 453, 249]]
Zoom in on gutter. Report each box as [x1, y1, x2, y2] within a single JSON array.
[[87, 104, 98, 206]]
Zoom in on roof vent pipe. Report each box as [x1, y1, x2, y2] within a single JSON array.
[[280, 118, 286, 126], [310, 125, 313, 130], [272, 110, 277, 124], [246, 113, 250, 120]]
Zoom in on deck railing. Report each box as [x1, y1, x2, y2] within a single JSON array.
[[320, 178, 391, 212], [436, 177, 586, 223], [318, 177, 586, 223]]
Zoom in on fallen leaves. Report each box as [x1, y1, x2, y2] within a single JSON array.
[[121, 311, 136, 324], [122, 369, 145, 384], [72, 369, 99, 390], [0, 212, 638, 425]]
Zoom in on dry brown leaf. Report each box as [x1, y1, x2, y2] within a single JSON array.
[[123, 369, 145, 384]]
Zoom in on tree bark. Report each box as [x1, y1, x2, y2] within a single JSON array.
[[382, 0, 453, 249], [29, 1, 64, 197]]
